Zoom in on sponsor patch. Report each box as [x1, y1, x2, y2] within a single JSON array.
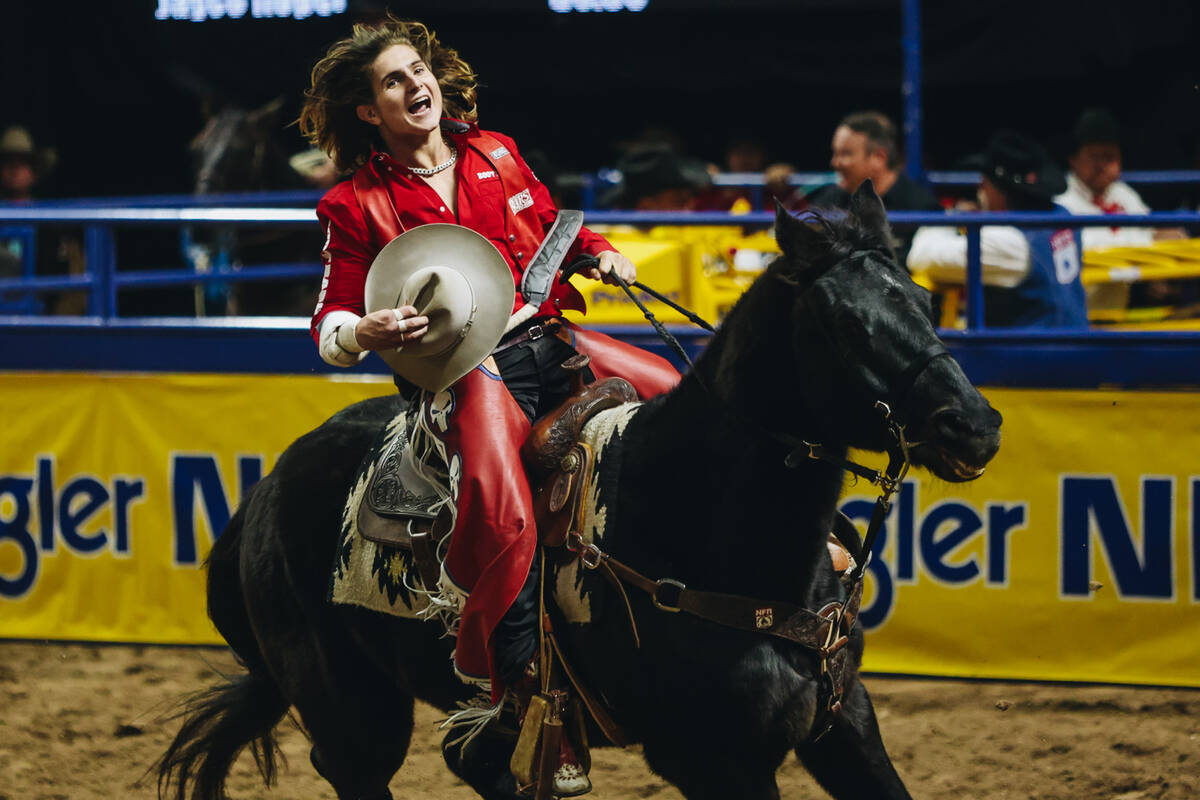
[[490, 145, 511, 160], [755, 607, 774, 629], [476, 169, 498, 180], [1050, 229, 1081, 284], [508, 189, 533, 214]]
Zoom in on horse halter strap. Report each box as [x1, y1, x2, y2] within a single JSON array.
[[889, 342, 953, 427]]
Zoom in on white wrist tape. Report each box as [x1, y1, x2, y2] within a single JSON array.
[[318, 311, 367, 367], [336, 319, 365, 353]]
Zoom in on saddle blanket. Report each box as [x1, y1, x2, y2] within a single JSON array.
[[328, 397, 642, 628], [546, 403, 641, 625], [328, 404, 436, 619]]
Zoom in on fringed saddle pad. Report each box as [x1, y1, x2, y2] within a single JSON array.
[[329, 390, 461, 623], [547, 402, 642, 625], [328, 393, 643, 630]]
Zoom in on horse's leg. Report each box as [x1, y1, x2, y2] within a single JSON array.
[[643, 742, 782, 800], [639, 705, 786, 800], [793, 678, 912, 800], [441, 726, 525, 800], [278, 615, 416, 800]]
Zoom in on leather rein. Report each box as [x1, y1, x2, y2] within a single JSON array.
[[563, 263, 953, 739]]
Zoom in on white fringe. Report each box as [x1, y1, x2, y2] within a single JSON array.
[[401, 396, 466, 635], [438, 692, 504, 748]]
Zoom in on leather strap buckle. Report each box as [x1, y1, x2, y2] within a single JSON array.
[[528, 324, 545, 341], [652, 578, 685, 612], [580, 542, 603, 570]]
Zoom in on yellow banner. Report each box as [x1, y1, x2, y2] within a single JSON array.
[[0, 372, 393, 645], [1, 375, 1197, 687], [847, 388, 1200, 687]]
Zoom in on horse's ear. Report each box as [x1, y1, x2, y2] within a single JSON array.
[[247, 96, 287, 131], [774, 200, 826, 262], [848, 179, 890, 242]]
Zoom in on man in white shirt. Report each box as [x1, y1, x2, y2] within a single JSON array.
[[1053, 109, 1153, 249], [907, 131, 1088, 328]]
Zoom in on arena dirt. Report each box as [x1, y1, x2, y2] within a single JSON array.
[[0, 642, 1196, 799]]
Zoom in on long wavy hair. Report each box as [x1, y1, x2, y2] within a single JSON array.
[[298, 17, 479, 173]]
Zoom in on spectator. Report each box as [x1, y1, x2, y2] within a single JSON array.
[[601, 145, 710, 211], [692, 135, 766, 211], [806, 110, 942, 213], [806, 110, 941, 262], [0, 126, 55, 203], [1053, 109, 1160, 248], [0, 126, 72, 314], [907, 130, 1088, 328]]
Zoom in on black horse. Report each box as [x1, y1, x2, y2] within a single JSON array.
[[187, 97, 323, 316], [157, 184, 1001, 800]]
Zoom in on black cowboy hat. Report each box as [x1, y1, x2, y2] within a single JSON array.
[[1072, 108, 1122, 152], [599, 145, 711, 209], [963, 130, 1066, 204]]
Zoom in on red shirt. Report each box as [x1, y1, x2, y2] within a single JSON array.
[[310, 124, 613, 343]]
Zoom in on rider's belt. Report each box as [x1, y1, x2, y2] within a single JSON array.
[[492, 318, 562, 355]]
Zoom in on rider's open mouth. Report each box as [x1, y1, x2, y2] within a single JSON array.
[[408, 97, 432, 114]]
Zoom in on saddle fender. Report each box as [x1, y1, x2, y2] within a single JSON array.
[[521, 375, 638, 548]]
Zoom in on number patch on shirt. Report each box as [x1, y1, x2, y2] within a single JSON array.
[[508, 189, 533, 215], [1050, 229, 1081, 284]]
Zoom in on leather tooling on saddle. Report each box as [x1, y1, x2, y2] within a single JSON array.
[[329, 397, 459, 622], [357, 416, 453, 589], [522, 371, 639, 549]]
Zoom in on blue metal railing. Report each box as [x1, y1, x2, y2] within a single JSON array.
[[2, 204, 1199, 325], [14, 168, 1200, 214]]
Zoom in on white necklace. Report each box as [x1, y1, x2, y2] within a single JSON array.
[[407, 140, 457, 176]]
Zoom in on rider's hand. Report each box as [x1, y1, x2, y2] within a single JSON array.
[[354, 306, 430, 351], [585, 250, 637, 286]]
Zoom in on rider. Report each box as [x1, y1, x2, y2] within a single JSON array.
[[299, 15, 680, 793]]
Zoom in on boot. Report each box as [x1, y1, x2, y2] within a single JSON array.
[[509, 671, 592, 798], [550, 732, 592, 797]]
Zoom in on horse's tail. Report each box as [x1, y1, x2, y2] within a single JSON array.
[[155, 670, 289, 800], [156, 481, 291, 800]]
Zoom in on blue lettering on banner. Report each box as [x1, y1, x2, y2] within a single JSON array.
[[113, 477, 145, 555], [987, 504, 1026, 585], [0, 457, 146, 600], [842, 479, 1029, 629], [920, 501, 983, 584], [1193, 478, 1199, 603], [171, 454, 264, 566], [0, 476, 38, 598], [59, 477, 110, 554], [1061, 476, 1174, 600]]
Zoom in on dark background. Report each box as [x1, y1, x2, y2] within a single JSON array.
[[3, 0, 1198, 201]]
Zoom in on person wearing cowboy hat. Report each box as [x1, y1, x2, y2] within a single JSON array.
[[906, 130, 1088, 328], [1, 126, 56, 203], [298, 16, 681, 796], [600, 144, 712, 210]]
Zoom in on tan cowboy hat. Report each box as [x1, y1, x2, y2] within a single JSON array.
[[364, 224, 514, 393], [0, 126, 57, 174]]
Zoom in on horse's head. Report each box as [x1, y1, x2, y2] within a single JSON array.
[[770, 181, 1001, 482], [190, 97, 289, 194]]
